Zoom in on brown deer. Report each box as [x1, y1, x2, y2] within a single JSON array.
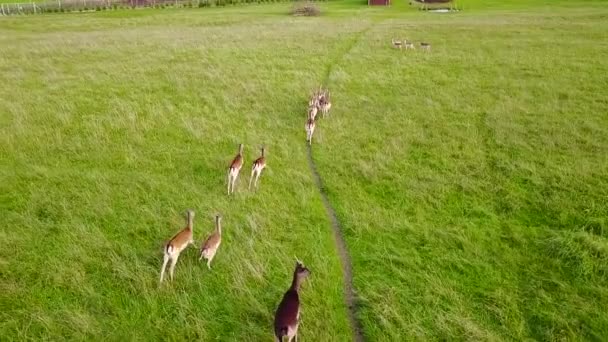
[[308, 90, 320, 107], [248, 146, 267, 190], [318, 91, 332, 118], [305, 113, 316, 145], [307, 104, 318, 121], [160, 210, 195, 283], [227, 143, 244, 195], [274, 261, 311, 342], [420, 42, 431, 51], [392, 38, 403, 49], [404, 40, 415, 49], [199, 215, 222, 269]]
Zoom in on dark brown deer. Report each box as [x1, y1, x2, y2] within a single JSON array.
[[227, 143, 244, 195], [274, 261, 311, 342]]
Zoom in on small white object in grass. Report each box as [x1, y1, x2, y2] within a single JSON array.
[[429, 9, 458, 13]]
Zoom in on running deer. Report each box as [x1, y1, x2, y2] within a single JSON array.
[[227, 143, 244, 195], [274, 261, 311, 342], [308, 91, 319, 107], [160, 210, 195, 283], [392, 38, 403, 49], [305, 113, 316, 145], [199, 214, 222, 269], [307, 104, 318, 121], [404, 40, 415, 49], [319, 91, 332, 118], [420, 42, 431, 51], [248, 146, 267, 190]]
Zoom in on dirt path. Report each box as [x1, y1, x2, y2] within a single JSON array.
[[306, 146, 364, 342], [306, 24, 373, 342]]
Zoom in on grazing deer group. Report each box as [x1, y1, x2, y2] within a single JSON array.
[[392, 38, 432, 51], [305, 86, 332, 145], [158, 86, 330, 340]]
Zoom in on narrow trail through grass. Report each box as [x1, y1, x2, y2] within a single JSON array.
[[306, 23, 375, 342]]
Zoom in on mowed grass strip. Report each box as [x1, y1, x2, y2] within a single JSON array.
[[313, 2, 608, 340], [0, 9, 367, 340]]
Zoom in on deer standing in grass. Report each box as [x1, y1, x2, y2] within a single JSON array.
[[227, 143, 244, 195], [248, 146, 267, 190], [404, 40, 415, 50], [160, 210, 195, 283], [309, 90, 320, 107], [318, 90, 331, 118], [307, 103, 318, 121], [199, 215, 222, 269], [305, 112, 316, 145], [274, 261, 311, 342], [420, 42, 431, 51], [392, 38, 403, 49]]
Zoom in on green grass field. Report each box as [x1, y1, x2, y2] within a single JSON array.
[[2, 0, 607, 340]]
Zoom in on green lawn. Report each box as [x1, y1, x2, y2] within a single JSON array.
[[1, 0, 607, 340]]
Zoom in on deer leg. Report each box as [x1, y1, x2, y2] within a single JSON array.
[[291, 329, 297, 342], [232, 173, 239, 194], [169, 253, 179, 281], [230, 174, 235, 194], [159, 253, 170, 283], [248, 168, 255, 190], [254, 171, 261, 189], [227, 174, 232, 195]]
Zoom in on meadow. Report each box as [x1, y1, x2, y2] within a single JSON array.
[[1, 0, 607, 340]]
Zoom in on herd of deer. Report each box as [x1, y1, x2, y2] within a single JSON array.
[[392, 38, 432, 51], [158, 87, 332, 342], [305, 86, 332, 145]]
